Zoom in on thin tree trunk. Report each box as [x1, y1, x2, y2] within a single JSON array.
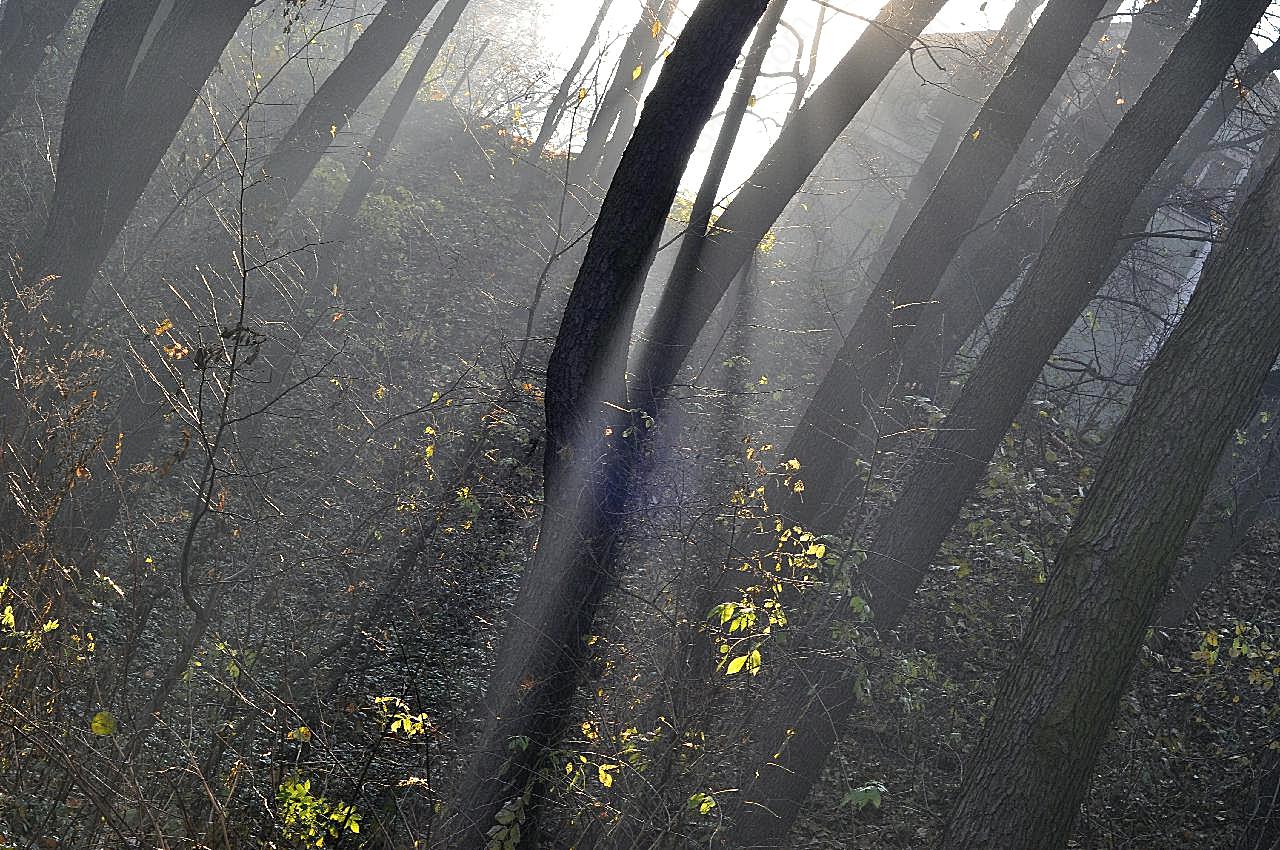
[[323, 0, 471, 254], [0, 0, 81, 130], [630, 0, 948, 415], [724, 3, 1267, 844], [940, 82, 1280, 846], [250, 0, 445, 223], [664, 0, 788, 303], [438, 2, 772, 847], [866, 0, 1040, 280], [569, 0, 676, 187], [527, 0, 617, 161]]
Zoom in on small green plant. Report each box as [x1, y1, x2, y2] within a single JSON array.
[[276, 774, 361, 846]]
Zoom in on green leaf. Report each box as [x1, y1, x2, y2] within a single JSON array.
[[90, 711, 118, 736]]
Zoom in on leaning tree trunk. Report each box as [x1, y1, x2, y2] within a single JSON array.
[[322, 0, 471, 267], [527, 0, 618, 161], [866, 0, 1039, 280], [901, 0, 1252, 398], [569, 0, 676, 187], [37, 0, 254, 319], [630, 0, 949, 414], [859, 0, 1268, 634], [774, 0, 1127, 534], [724, 2, 1269, 844], [437, 1, 772, 847], [0, 0, 81, 130], [250, 0, 444, 223], [940, 88, 1280, 847], [664, 0, 788, 306]]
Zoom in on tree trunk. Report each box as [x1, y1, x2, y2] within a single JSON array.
[[940, 89, 1280, 846], [724, 2, 1268, 844], [663, 0, 788, 307], [0, 0, 81, 130], [527, 0, 617, 161], [19, 0, 164, 319], [628, 0, 947, 415], [901, 0, 1261, 398], [777, 0, 1124, 534], [866, 0, 1040, 280], [250, 0, 444, 223], [323, 0, 471, 255], [438, 1, 771, 846], [569, 0, 676, 188]]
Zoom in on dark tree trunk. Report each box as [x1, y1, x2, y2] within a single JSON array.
[[527, 0, 617, 161], [20, 0, 164, 319], [628, 0, 946, 415], [941, 96, 1280, 847], [777, 0, 1121, 533], [722, 3, 1268, 844], [0, 0, 81, 130], [438, 1, 771, 846], [569, 0, 676, 188], [1237, 750, 1280, 850], [664, 0, 788, 307], [250, 0, 444, 222]]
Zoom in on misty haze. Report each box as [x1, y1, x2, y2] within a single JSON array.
[[0, 1, 1278, 848]]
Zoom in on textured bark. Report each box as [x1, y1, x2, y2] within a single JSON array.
[[724, 3, 1267, 844], [20, 0, 163, 317], [664, 0, 788, 310], [569, 0, 676, 187], [527, 0, 618, 161], [866, 0, 1039, 280], [0, 0, 81, 130], [630, 0, 948, 414], [941, 96, 1280, 847], [437, 1, 771, 846], [251, 0, 444, 222]]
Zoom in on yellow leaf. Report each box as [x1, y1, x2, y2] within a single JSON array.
[[577, 87, 588, 102], [971, 128, 981, 141], [153, 319, 174, 336], [598, 763, 617, 787], [651, 19, 662, 38], [287, 726, 313, 742], [632, 64, 644, 81], [90, 711, 117, 736], [748, 94, 757, 108], [330, 124, 338, 138]]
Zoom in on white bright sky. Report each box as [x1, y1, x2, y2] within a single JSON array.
[[527, 0, 1025, 193]]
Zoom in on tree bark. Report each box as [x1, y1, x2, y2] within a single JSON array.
[[940, 87, 1280, 846], [630, 0, 948, 415], [438, 1, 772, 846], [527, 0, 617, 161], [250, 0, 445, 223], [0, 0, 81, 131], [663, 0, 788, 310], [724, 2, 1268, 844], [568, 0, 676, 188]]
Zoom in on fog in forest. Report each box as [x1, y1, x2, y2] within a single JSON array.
[[2, 1, 1279, 848]]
